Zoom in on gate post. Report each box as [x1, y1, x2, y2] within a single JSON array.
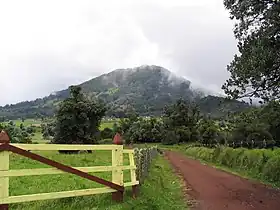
[[111, 145, 123, 202], [129, 152, 138, 198], [0, 131, 10, 210]]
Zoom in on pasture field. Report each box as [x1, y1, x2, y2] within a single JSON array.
[[11, 119, 42, 127], [9, 118, 118, 130], [4, 118, 119, 143], [100, 121, 115, 130], [8, 151, 187, 210], [31, 132, 48, 143], [99, 119, 119, 130]]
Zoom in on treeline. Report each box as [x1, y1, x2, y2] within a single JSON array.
[[39, 94, 280, 149], [3, 84, 279, 149], [225, 101, 280, 148], [118, 99, 280, 148]]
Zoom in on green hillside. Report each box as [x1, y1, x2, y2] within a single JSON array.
[[0, 65, 249, 119]]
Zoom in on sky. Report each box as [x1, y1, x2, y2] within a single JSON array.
[[0, 0, 237, 105]]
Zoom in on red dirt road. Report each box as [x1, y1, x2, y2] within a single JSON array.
[[165, 151, 280, 210]]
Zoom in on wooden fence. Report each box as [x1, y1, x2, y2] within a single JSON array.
[[0, 131, 139, 209]]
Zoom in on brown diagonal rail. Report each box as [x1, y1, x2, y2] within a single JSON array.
[[0, 143, 124, 192]]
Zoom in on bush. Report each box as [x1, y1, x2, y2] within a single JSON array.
[[218, 147, 236, 167], [184, 146, 280, 185], [262, 156, 280, 183], [101, 128, 113, 139], [0, 122, 33, 143]]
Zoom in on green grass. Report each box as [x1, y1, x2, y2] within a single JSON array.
[[99, 119, 120, 130], [8, 118, 118, 143], [6, 118, 116, 131], [100, 122, 115, 130], [9, 151, 187, 210], [30, 132, 48, 143], [10, 119, 42, 127]]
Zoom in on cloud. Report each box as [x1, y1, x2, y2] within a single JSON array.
[[0, 0, 237, 105]]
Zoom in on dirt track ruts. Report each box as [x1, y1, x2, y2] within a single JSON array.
[[165, 151, 280, 210]]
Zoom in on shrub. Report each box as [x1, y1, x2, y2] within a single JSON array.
[[262, 156, 280, 183], [218, 147, 236, 167], [101, 128, 113, 139], [185, 146, 280, 185], [241, 150, 265, 173]]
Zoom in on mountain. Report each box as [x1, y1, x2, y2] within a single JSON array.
[[0, 65, 249, 120]]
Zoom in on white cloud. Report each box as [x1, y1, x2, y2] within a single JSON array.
[[0, 0, 236, 105]]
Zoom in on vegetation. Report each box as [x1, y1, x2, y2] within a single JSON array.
[[225, 101, 280, 148], [41, 121, 55, 140], [118, 100, 201, 145], [0, 66, 249, 120], [100, 127, 114, 139], [134, 146, 158, 184], [52, 86, 106, 145], [9, 150, 187, 210], [162, 99, 200, 144], [116, 98, 279, 149], [2, 95, 278, 151], [119, 114, 163, 145], [222, 0, 280, 102], [1, 1, 279, 208], [0, 121, 36, 143], [181, 146, 280, 186]]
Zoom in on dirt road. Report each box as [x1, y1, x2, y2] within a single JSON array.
[[165, 151, 280, 210]]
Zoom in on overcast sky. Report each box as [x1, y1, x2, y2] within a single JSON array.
[[0, 0, 237, 105]]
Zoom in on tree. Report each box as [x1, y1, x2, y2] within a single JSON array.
[[122, 117, 163, 144], [41, 122, 55, 139], [119, 111, 139, 134], [260, 101, 280, 146], [0, 117, 5, 122], [162, 99, 201, 144], [222, 0, 280, 102], [53, 86, 106, 145], [163, 99, 200, 129], [197, 118, 222, 146]]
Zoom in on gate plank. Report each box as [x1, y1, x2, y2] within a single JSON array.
[[0, 144, 124, 192]]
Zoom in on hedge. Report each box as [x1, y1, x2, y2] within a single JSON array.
[[184, 146, 280, 185]]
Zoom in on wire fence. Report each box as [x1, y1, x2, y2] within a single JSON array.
[[134, 146, 158, 184]]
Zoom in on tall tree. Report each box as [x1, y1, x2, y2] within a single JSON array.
[[222, 0, 280, 102], [163, 99, 200, 129], [162, 99, 201, 144], [53, 86, 106, 145]]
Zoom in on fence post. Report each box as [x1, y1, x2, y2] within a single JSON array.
[[0, 131, 10, 210], [129, 152, 138, 198], [111, 145, 123, 202]]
